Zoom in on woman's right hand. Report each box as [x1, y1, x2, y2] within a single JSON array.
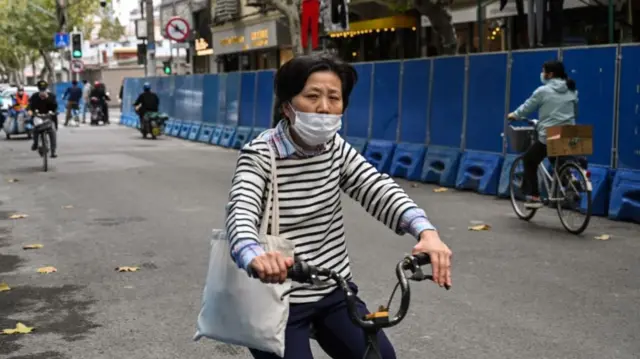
[[249, 252, 294, 284]]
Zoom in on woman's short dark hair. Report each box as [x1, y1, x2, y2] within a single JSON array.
[[543, 60, 576, 91], [272, 54, 358, 127]]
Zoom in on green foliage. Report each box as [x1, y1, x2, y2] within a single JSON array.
[[385, 0, 414, 13], [98, 17, 126, 41]]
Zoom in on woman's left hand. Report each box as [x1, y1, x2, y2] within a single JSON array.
[[412, 231, 452, 288]]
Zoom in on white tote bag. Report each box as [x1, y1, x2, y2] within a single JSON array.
[[194, 146, 294, 357]]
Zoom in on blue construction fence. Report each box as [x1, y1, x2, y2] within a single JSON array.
[[119, 44, 640, 224]]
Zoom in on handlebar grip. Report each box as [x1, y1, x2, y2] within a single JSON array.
[[287, 261, 310, 283], [413, 253, 431, 265]]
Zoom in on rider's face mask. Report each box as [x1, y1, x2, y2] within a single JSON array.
[[289, 103, 342, 146]]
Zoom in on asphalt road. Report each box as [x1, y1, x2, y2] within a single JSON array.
[[1, 113, 639, 359]]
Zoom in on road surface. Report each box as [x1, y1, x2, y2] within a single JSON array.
[[1, 114, 639, 359]]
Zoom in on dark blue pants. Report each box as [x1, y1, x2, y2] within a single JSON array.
[[249, 282, 397, 359]]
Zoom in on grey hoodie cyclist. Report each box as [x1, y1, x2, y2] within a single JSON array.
[[508, 60, 579, 208]]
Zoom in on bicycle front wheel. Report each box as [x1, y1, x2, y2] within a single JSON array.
[[555, 162, 591, 234], [41, 132, 48, 172], [509, 155, 537, 220]]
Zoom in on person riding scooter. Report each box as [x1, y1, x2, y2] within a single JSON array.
[[89, 81, 110, 124], [27, 80, 58, 158], [133, 82, 160, 133]]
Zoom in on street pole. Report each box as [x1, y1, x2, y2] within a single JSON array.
[[146, 0, 156, 76], [608, 0, 614, 43]]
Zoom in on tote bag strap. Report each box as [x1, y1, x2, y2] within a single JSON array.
[[258, 145, 279, 236]]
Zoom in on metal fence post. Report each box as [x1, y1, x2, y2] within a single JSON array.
[[395, 61, 405, 143], [426, 59, 435, 146], [367, 63, 375, 140], [611, 44, 622, 168], [460, 54, 470, 151], [251, 71, 259, 128], [503, 51, 513, 156]]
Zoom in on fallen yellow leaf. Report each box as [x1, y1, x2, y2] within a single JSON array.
[[433, 187, 448, 193], [0, 283, 10, 292], [410, 183, 419, 188], [2, 323, 34, 335], [595, 234, 611, 241], [468, 224, 491, 231], [115, 266, 140, 272], [9, 214, 28, 220], [7, 178, 19, 183], [62, 205, 74, 209], [37, 266, 57, 274], [23, 244, 44, 250]]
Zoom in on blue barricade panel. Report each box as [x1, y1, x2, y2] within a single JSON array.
[[217, 73, 228, 125], [233, 126, 253, 149], [188, 122, 202, 141], [239, 72, 257, 127], [170, 120, 182, 136], [344, 63, 372, 138], [363, 140, 395, 173], [198, 124, 215, 143], [389, 143, 426, 181], [562, 46, 616, 166], [190, 75, 205, 123], [254, 71, 275, 128], [608, 169, 640, 223], [210, 124, 224, 145], [455, 151, 504, 195], [466, 53, 507, 153], [219, 126, 237, 147], [173, 76, 189, 121], [346, 137, 367, 154], [399, 59, 430, 144], [616, 45, 640, 170], [163, 120, 174, 135], [224, 72, 241, 126], [429, 56, 465, 148], [250, 127, 268, 142], [581, 165, 612, 217], [420, 146, 461, 187], [179, 122, 192, 139], [497, 154, 518, 198], [201, 74, 220, 123], [507, 49, 558, 154], [371, 61, 401, 141]]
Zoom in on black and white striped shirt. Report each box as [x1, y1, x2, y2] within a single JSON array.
[[225, 121, 433, 304]]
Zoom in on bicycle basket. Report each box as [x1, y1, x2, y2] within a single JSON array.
[[506, 125, 535, 152]]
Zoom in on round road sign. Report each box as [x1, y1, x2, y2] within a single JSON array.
[[70, 59, 84, 73], [165, 17, 191, 42]]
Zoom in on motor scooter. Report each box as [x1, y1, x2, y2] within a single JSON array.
[[2, 106, 32, 139], [140, 112, 168, 139]]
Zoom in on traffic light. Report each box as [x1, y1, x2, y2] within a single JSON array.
[[163, 61, 172, 75], [137, 43, 146, 65], [71, 32, 83, 59]]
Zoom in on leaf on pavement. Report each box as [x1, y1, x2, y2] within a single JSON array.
[[433, 187, 448, 193], [0, 283, 10, 292], [595, 234, 611, 241], [2, 323, 34, 335], [62, 205, 74, 209], [37, 266, 57, 274], [7, 178, 19, 183], [23, 244, 44, 250], [468, 224, 491, 231], [410, 183, 419, 188], [9, 213, 28, 220], [115, 266, 140, 272]]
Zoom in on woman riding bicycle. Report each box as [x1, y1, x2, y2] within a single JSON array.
[[507, 60, 579, 209], [225, 54, 452, 359]]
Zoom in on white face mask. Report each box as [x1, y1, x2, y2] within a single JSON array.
[[290, 106, 342, 146]]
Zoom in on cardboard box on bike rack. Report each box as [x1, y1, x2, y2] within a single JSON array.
[[546, 125, 593, 157]]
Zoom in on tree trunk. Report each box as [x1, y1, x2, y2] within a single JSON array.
[[269, 0, 304, 57], [415, 0, 458, 55], [39, 50, 55, 86]]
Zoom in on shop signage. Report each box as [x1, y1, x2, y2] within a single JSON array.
[[213, 20, 287, 55], [195, 37, 214, 56]]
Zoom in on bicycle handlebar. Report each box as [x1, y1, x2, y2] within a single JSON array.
[[282, 253, 445, 331]]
